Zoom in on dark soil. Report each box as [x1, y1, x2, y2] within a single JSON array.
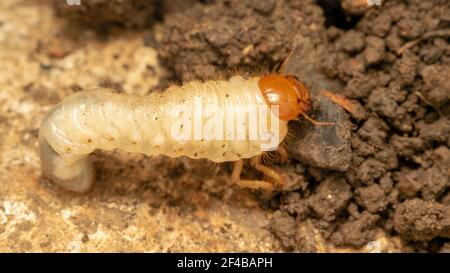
[[55, 0, 450, 252]]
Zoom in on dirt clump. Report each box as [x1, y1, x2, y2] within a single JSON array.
[[268, 212, 298, 251], [268, 211, 318, 252], [419, 65, 450, 109], [393, 199, 450, 241], [306, 176, 352, 222], [329, 211, 380, 248]]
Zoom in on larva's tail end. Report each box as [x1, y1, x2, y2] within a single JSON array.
[[39, 134, 95, 193]]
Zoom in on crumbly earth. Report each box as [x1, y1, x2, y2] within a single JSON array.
[[0, 0, 448, 252]]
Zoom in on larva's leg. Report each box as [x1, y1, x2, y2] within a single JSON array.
[[249, 156, 286, 187], [39, 133, 94, 193], [277, 145, 290, 164], [301, 113, 336, 126], [231, 160, 274, 191]]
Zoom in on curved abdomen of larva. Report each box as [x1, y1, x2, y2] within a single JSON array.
[[39, 76, 288, 192]]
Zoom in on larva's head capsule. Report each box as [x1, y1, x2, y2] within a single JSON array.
[[258, 74, 311, 121]]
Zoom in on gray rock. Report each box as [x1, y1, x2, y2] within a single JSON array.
[[282, 38, 352, 171], [287, 94, 352, 172]]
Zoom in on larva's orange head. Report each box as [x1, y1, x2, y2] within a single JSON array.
[[258, 74, 310, 121]]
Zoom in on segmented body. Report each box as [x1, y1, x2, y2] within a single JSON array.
[[39, 75, 288, 192]]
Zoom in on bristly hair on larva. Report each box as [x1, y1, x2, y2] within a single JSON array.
[[221, 65, 271, 82]]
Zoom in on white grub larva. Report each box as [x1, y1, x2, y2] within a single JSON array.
[[39, 74, 312, 192]]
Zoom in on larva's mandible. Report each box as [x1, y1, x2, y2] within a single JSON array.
[[39, 75, 311, 192]]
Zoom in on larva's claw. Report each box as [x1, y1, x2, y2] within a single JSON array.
[[39, 134, 94, 193]]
